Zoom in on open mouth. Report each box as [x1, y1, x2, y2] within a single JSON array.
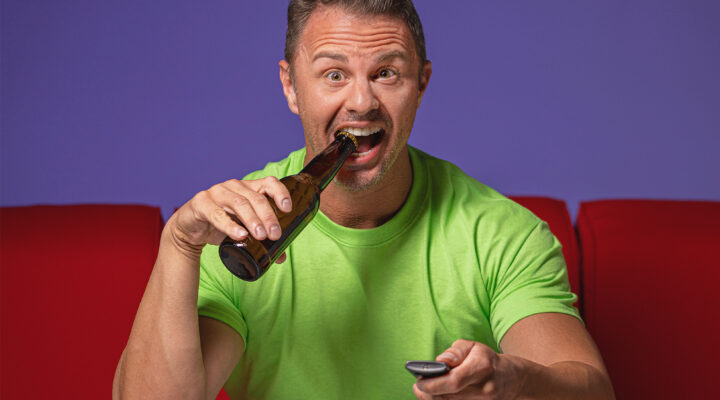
[[339, 127, 385, 157]]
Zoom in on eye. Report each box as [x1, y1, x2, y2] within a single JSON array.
[[326, 71, 344, 82], [377, 69, 396, 79]]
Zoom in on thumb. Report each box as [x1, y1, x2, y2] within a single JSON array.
[[436, 339, 475, 368]]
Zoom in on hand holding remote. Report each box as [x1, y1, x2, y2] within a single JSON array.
[[405, 360, 450, 379]]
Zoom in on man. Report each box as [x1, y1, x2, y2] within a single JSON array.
[[114, 0, 615, 398]]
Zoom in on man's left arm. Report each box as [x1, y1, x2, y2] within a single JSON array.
[[413, 313, 615, 399]]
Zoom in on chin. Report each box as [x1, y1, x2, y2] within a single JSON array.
[[335, 143, 407, 192], [333, 168, 386, 192]]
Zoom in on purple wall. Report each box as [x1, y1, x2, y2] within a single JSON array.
[[2, 0, 719, 220]]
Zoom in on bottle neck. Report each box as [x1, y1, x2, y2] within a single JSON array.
[[300, 132, 357, 190]]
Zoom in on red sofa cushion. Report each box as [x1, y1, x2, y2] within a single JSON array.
[[1, 204, 163, 399], [577, 199, 720, 399], [510, 196, 580, 301]]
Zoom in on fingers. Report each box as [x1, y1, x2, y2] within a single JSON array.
[[436, 339, 475, 367], [232, 176, 292, 216], [172, 176, 291, 249], [414, 381, 487, 399], [416, 340, 497, 396], [449, 344, 496, 391], [412, 383, 433, 399], [275, 252, 287, 264], [256, 176, 292, 213], [209, 184, 271, 240], [226, 177, 290, 241], [186, 190, 248, 245]]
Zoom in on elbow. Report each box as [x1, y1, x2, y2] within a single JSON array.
[[585, 363, 616, 400], [599, 373, 616, 400], [112, 349, 127, 400]]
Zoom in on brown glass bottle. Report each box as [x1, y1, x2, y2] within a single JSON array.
[[219, 131, 358, 281]]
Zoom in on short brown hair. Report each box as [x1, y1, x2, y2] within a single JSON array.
[[285, 0, 427, 68]]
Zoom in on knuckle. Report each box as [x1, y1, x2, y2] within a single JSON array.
[[452, 338, 469, 348], [211, 207, 226, 221], [261, 213, 278, 225], [478, 345, 496, 361], [194, 190, 209, 201], [476, 341, 490, 351], [471, 349, 492, 369], [232, 196, 250, 208], [243, 217, 262, 229], [225, 179, 246, 191], [482, 380, 496, 396], [263, 176, 287, 193], [246, 190, 266, 203], [189, 206, 203, 224]]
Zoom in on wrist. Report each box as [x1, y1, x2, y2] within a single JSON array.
[[497, 353, 537, 400], [161, 216, 205, 260]]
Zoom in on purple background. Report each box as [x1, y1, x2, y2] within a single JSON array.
[[2, 0, 719, 220]]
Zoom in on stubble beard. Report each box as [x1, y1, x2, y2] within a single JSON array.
[[332, 138, 405, 192]]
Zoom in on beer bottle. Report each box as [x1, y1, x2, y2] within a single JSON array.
[[219, 131, 358, 281]]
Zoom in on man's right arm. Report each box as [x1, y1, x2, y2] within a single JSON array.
[[112, 177, 292, 399]]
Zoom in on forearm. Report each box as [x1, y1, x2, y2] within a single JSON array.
[[512, 356, 615, 400], [113, 225, 207, 399]]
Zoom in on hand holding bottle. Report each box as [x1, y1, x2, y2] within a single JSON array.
[[165, 176, 293, 262], [219, 131, 357, 281], [114, 131, 356, 398], [115, 175, 293, 397]]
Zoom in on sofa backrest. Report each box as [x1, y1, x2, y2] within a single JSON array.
[[577, 199, 720, 399], [0, 204, 163, 399]]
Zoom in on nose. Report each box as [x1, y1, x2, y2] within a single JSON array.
[[344, 77, 379, 115]]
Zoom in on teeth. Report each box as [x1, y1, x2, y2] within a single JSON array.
[[351, 149, 373, 157], [341, 127, 381, 137]]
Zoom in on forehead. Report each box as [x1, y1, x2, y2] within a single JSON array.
[[299, 6, 416, 60]]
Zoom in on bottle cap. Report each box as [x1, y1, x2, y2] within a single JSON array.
[[335, 130, 358, 149]]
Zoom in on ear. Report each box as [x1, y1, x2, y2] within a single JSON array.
[[416, 60, 433, 109], [279, 60, 299, 115]]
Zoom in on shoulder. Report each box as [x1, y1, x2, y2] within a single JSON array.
[[242, 148, 307, 181], [410, 146, 541, 234]]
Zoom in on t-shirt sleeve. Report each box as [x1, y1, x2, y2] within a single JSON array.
[[488, 221, 581, 348], [197, 245, 248, 345], [195, 148, 304, 344]]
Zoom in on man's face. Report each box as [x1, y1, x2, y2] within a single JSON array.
[[279, 6, 431, 191]]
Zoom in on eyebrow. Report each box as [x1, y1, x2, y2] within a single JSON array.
[[374, 50, 408, 64], [311, 50, 408, 64], [312, 52, 348, 63]]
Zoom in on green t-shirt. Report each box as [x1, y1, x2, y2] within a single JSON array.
[[198, 146, 579, 399]]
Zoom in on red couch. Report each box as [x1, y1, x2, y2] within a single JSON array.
[[577, 200, 720, 399], [2, 198, 718, 399], [1, 205, 163, 399]]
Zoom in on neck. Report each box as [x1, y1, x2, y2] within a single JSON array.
[[308, 147, 413, 229]]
